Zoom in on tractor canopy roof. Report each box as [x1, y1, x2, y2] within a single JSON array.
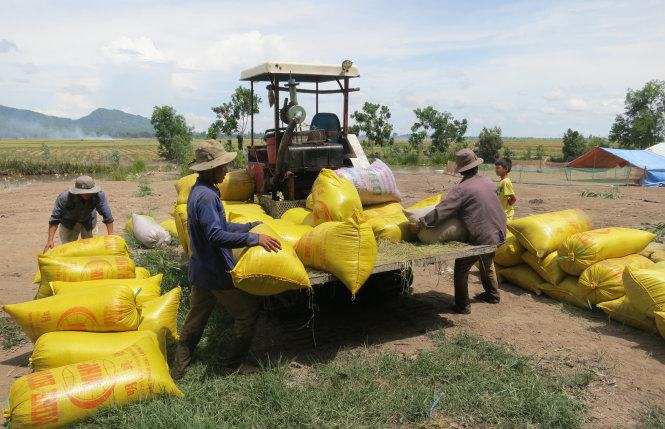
[[240, 62, 360, 83]]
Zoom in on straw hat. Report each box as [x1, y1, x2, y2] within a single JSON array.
[[189, 140, 237, 172], [69, 175, 101, 194], [455, 148, 483, 173]]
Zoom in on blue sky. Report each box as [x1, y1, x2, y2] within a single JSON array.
[[1, 0, 663, 137]]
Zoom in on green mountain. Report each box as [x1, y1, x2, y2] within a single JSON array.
[[0, 105, 154, 138]]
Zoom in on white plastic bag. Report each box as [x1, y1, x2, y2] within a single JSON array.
[[132, 214, 171, 248], [335, 159, 402, 205], [404, 205, 468, 244]]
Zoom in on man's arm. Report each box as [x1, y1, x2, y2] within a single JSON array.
[[197, 198, 260, 248], [45, 194, 65, 252], [95, 191, 114, 229], [419, 188, 463, 228], [44, 224, 58, 253], [227, 221, 261, 233]]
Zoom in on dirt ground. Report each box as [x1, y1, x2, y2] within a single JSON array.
[[1, 172, 664, 428]]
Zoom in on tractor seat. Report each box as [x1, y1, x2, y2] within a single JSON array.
[[309, 113, 341, 144]]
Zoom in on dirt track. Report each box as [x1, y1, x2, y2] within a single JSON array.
[[1, 172, 664, 428]]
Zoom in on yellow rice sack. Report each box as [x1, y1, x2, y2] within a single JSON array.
[[622, 263, 665, 316], [135, 266, 151, 279], [138, 287, 181, 341], [30, 330, 166, 371], [124, 215, 155, 233], [175, 173, 198, 204], [50, 274, 163, 305], [406, 194, 443, 210], [494, 231, 525, 267], [558, 227, 655, 275], [223, 202, 265, 219], [3, 286, 140, 342], [640, 241, 665, 258], [302, 213, 314, 226], [296, 211, 377, 295], [35, 255, 136, 299], [597, 296, 657, 333], [508, 209, 592, 258], [268, 220, 313, 248], [33, 235, 131, 284], [498, 264, 543, 295], [310, 169, 363, 225], [577, 255, 653, 305], [651, 250, 665, 263], [655, 311, 665, 338], [4, 336, 183, 429], [538, 277, 590, 309], [228, 211, 276, 225], [281, 207, 312, 225], [160, 219, 178, 236], [522, 251, 567, 285], [306, 193, 313, 209], [231, 224, 311, 296], [218, 169, 255, 201], [173, 203, 190, 255], [364, 202, 412, 242]]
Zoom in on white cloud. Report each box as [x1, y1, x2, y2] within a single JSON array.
[[544, 88, 566, 101], [0, 39, 18, 53], [566, 98, 588, 111], [102, 36, 170, 64]]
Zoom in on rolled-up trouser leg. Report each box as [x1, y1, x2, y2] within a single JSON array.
[[213, 288, 261, 367], [453, 255, 479, 310], [476, 252, 500, 301], [172, 286, 217, 374]]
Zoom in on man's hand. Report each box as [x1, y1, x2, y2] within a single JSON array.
[[258, 234, 281, 252], [43, 241, 54, 254], [409, 221, 421, 236]]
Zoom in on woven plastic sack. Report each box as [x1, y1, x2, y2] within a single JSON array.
[[310, 169, 363, 225], [50, 274, 163, 305], [364, 202, 412, 242], [538, 277, 591, 309], [296, 211, 377, 295], [494, 231, 525, 267], [35, 255, 136, 299], [623, 263, 665, 316], [268, 220, 313, 248], [4, 336, 183, 429], [135, 267, 151, 279], [228, 211, 276, 225], [306, 193, 313, 210], [508, 209, 592, 258], [597, 296, 657, 333], [403, 204, 467, 244], [33, 235, 130, 284], [175, 173, 198, 204], [223, 202, 265, 220], [138, 287, 181, 341], [498, 264, 543, 295], [655, 311, 665, 339], [522, 251, 566, 285], [231, 224, 311, 296], [30, 330, 166, 371], [650, 250, 665, 263], [173, 203, 190, 256], [132, 214, 171, 249], [335, 159, 401, 205], [577, 255, 653, 305], [160, 219, 178, 236], [405, 193, 443, 211], [3, 286, 140, 342], [281, 207, 312, 225], [124, 215, 155, 233], [558, 228, 655, 275], [176, 171, 254, 204]]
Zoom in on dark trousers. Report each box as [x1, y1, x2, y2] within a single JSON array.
[[175, 286, 260, 368], [453, 252, 500, 309]]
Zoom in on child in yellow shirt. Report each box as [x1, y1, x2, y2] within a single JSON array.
[[494, 157, 516, 221]]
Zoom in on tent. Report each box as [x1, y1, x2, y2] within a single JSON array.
[[567, 147, 665, 186], [647, 142, 665, 158]]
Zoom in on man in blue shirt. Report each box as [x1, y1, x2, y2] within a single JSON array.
[[171, 141, 281, 380], [44, 175, 114, 253]]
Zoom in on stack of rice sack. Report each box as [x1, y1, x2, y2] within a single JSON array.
[[32, 235, 151, 299], [171, 170, 256, 255], [3, 269, 183, 427]]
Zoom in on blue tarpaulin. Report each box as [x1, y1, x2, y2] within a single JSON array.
[[567, 147, 665, 186]]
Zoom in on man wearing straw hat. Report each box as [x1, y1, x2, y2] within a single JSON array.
[[43, 175, 114, 253], [410, 148, 506, 314], [171, 140, 281, 380]]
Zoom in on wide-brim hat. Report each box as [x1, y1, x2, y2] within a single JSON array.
[[69, 175, 101, 194], [455, 148, 483, 173], [190, 140, 237, 172]]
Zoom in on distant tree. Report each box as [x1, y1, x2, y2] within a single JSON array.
[[408, 131, 426, 150], [524, 146, 532, 160], [208, 86, 261, 150], [411, 106, 467, 153], [477, 126, 503, 162], [150, 105, 192, 164], [349, 102, 394, 155], [41, 144, 50, 161], [609, 79, 665, 148], [562, 128, 587, 161], [535, 144, 546, 159], [587, 134, 610, 148], [502, 147, 516, 159]]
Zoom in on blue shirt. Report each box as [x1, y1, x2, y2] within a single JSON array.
[[187, 178, 259, 289], [49, 190, 114, 231]]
